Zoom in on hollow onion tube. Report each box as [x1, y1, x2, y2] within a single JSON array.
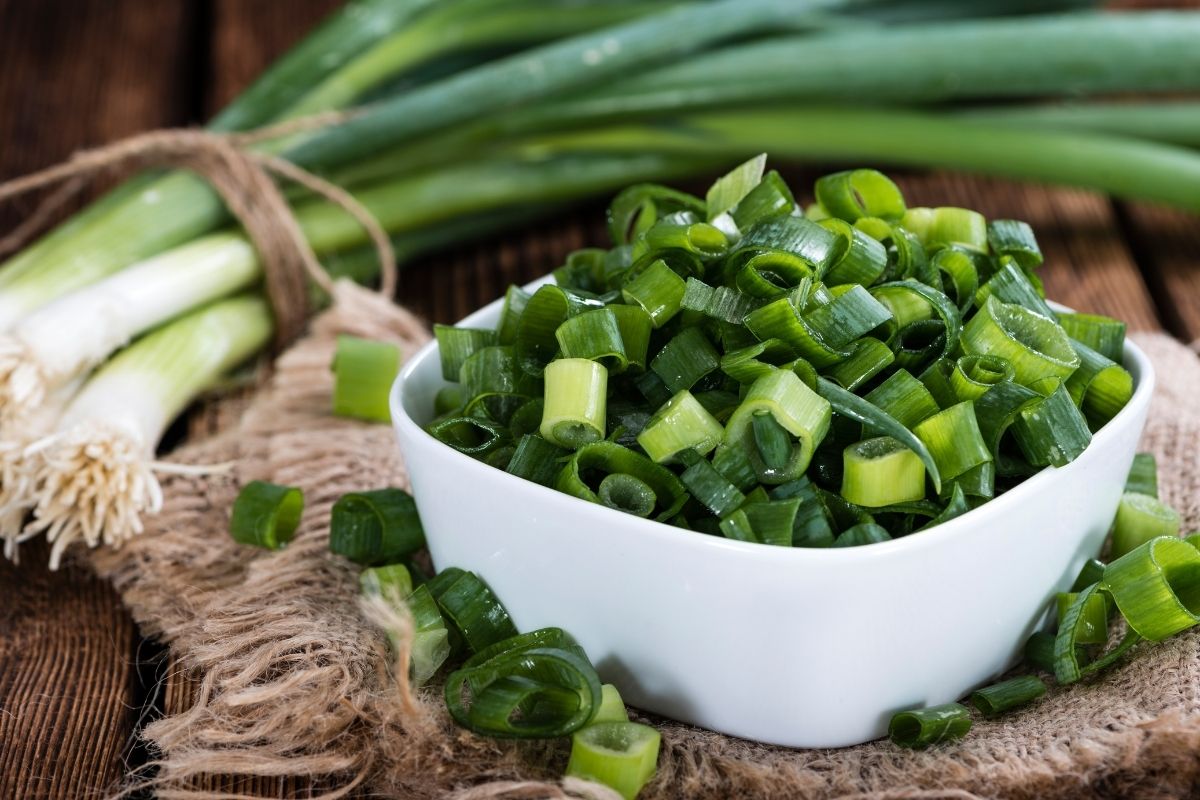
[[540, 359, 607, 449], [21, 296, 272, 569], [332, 335, 402, 423], [229, 480, 305, 550], [961, 297, 1079, 388], [913, 402, 991, 483], [969, 675, 1046, 717], [841, 437, 926, 508], [637, 390, 724, 464], [1111, 492, 1181, 560], [722, 370, 831, 484], [566, 721, 661, 800], [888, 703, 972, 748]]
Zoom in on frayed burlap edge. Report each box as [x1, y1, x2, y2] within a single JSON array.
[[89, 307, 1200, 800]]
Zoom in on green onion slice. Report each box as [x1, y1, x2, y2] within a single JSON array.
[[435, 325, 497, 382], [329, 488, 425, 565], [541, 358, 608, 450], [961, 297, 1079, 388], [1058, 312, 1126, 363], [621, 258, 686, 328], [566, 721, 661, 800], [637, 390, 724, 464], [332, 335, 402, 424], [556, 441, 687, 521], [888, 703, 972, 748], [724, 370, 832, 484], [230, 480, 304, 550], [987, 219, 1043, 269], [969, 675, 1046, 717], [841, 437, 926, 509], [815, 169, 906, 223], [1125, 453, 1158, 498], [431, 569, 518, 655], [1111, 494, 1182, 560]]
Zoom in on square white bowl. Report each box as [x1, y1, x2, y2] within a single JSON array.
[[391, 284, 1154, 747]]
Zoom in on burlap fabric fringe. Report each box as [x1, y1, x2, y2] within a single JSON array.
[[0, 112, 395, 348], [87, 311, 1200, 799]]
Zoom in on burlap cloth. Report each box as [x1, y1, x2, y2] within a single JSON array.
[[89, 292, 1200, 800]]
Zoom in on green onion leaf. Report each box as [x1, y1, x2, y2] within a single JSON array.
[[888, 703, 972, 748], [1058, 312, 1126, 363], [435, 325, 497, 382], [961, 297, 1079, 388], [969, 675, 1046, 717], [1125, 453, 1158, 498], [1111, 493, 1182, 560], [329, 488, 425, 565], [332, 335, 402, 423], [506, 434, 569, 487]]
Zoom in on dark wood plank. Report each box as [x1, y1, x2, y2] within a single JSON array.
[[1116, 204, 1200, 342], [0, 1, 199, 797]]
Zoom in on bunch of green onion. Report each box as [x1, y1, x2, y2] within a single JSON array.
[[5, 0, 1200, 567], [428, 160, 1133, 545]]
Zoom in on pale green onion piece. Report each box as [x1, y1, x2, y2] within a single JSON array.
[[360, 563, 413, 605], [951, 354, 1014, 402], [566, 721, 661, 800], [621, 259, 686, 327], [1064, 339, 1134, 430], [1058, 312, 1126, 363], [593, 684, 630, 724], [706, 153, 767, 220], [863, 369, 940, 429], [555, 309, 630, 373], [434, 325, 496, 381], [888, 703, 972, 748], [1056, 591, 1108, 645], [822, 337, 894, 392], [723, 370, 831, 484], [969, 675, 1046, 717], [332, 335, 402, 423], [637, 390, 724, 464], [229, 480, 304, 550], [1111, 492, 1181, 560], [329, 488, 425, 565], [905, 207, 987, 252], [1125, 453, 1158, 498], [731, 170, 796, 229], [541, 358, 608, 449], [960, 297, 1079, 387], [815, 169, 906, 223], [841, 437, 926, 508], [405, 584, 452, 686], [556, 441, 686, 521], [1102, 536, 1200, 642], [914, 402, 991, 483]]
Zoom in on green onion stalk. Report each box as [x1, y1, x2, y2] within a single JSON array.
[[0, 0, 670, 331]]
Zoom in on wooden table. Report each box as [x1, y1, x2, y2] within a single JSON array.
[[0, 1, 1197, 797]]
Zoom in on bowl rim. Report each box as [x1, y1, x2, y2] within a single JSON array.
[[392, 278, 1155, 563]]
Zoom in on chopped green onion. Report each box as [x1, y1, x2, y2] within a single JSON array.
[[679, 455, 744, 517], [541, 358, 608, 449], [1102, 537, 1200, 642], [556, 441, 686, 521], [360, 562, 413, 603], [905, 207, 987, 252], [1011, 379, 1092, 468], [598, 473, 657, 518], [841, 437, 926, 508], [719, 498, 799, 547], [1058, 312, 1126, 363], [498, 286, 532, 346], [566, 721, 661, 800], [819, 219, 889, 286], [1054, 583, 1142, 685], [651, 327, 720, 394], [888, 703, 972, 748], [706, 153, 767, 221], [1024, 631, 1057, 673], [815, 169, 906, 223], [804, 285, 892, 349], [914, 402, 990, 483], [863, 369, 939, 429], [1065, 339, 1134, 430], [1125, 453, 1158, 498], [974, 259, 1054, 319], [435, 325, 497, 382], [1056, 591, 1108, 645], [593, 684, 630, 724], [833, 521, 892, 547], [555, 309, 632, 373], [950, 354, 1013, 402], [822, 337, 894, 391], [621, 259, 686, 327], [361, 564, 451, 687], [681, 278, 762, 325], [431, 569, 518, 654], [332, 335, 402, 423], [1111, 493, 1181, 560], [1072, 558, 1108, 592], [969, 675, 1046, 717], [429, 416, 510, 456], [229, 480, 304, 550], [986, 219, 1042, 270], [506, 434, 569, 487], [960, 297, 1079, 388], [637, 390, 724, 464], [724, 370, 831, 484], [329, 488, 425, 565]]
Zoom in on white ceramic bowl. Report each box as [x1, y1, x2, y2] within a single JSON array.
[[392, 285, 1154, 748]]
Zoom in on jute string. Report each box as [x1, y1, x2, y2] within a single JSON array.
[[0, 112, 397, 347]]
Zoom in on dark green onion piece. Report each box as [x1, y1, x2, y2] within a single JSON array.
[[433, 570, 518, 654], [434, 385, 464, 416], [1058, 312, 1126, 363], [804, 285, 893, 349], [815, 169, 906, 223], [435, 325, 497, 381], [637, 390, 724, 464], [920, 482, 971, 530], [744, 296, 851, 368], [1011, 380, 1092, 468], [557, 441, 686, 521], [819, 219, 889, 286], [445, 641, 600, 738], [1103, 536, 1200, 642], [818, 377, 942, 493], [1065, 339, 1134, 430], [621, 258, 686, 328], [331, 335, 401, 423], [681, 278, 761, 325], [1111, 493, 1181, 560], [679, 454, 745, 517], [1054, 583, 1142, 684], [720, 498, 799, 547], [711, 443, 759, 492], [506, 434, 568, 487], [516, 284, 604, 375], [497, 286, 532, 346], [770, 477, 835, 547], [1125, 453, 1158, 498], [460, 345, 536, 421], [1056, 590, 1109, 645], [751, 410, 792, 472], [429, 416, 509, 456], [841, 437, 925, 508], [566, 721, 661, 800], [555, 309, 629, 373], [650, 327, 720, 394], [1024, 631, 1057, 673], [822, 337, 894, 392], [863, 369, 940, 430], [329, 488, 425, 565], [930, 247, 980, 312], [608, 183, 703, 246], [832, 521, 891, 547], [918, 358, 958, 410], [888, 703, 972, 748], [987, 219, 1043, 269], [974, 258, 1054, 319], [598, 473, 657, 518], [541, 358, 607, 449], [639, 220, 728, 261], [230, 480, 304, 550], [870, 280, 961, 362], [731, 169, 796, 230], [1072, 558, 1108, 592], [734, 216, 843, 276], [969, 675, 1046, 717]]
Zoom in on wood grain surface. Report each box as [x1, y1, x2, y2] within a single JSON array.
[[0, 1, 1196, 798]]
